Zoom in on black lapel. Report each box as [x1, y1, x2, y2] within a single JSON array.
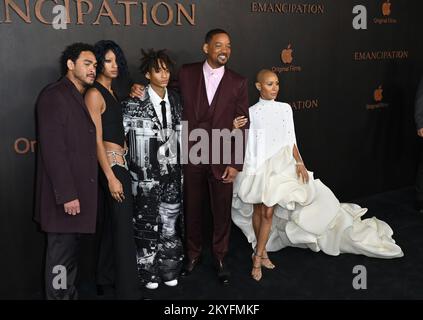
[[168, 90, 181, 130]]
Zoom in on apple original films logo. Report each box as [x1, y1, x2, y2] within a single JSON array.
[[272, 44, 302, 73], [374, 85, 383, 102], [366, 85, 389, 110], [382, 0, 391, 16], [374, 0, 397, 24]]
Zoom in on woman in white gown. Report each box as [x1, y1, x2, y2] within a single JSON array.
[[231, 70, 403, 281]]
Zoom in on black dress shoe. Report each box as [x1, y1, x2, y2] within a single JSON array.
[[181, 257, 201, 277], [215, 260, 230, 285]]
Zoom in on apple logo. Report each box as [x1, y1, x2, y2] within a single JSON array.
[[281, 44, 293, 64], [382, 0, 391, 16], [374, 85, 383, 102]]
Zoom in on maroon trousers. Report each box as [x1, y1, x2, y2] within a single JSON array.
[[183, 164, 233, 261]]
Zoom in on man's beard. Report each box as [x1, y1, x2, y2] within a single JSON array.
[[77, 74, 95, 87]]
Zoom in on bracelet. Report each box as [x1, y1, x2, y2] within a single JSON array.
[[295, 162, 304, 166]]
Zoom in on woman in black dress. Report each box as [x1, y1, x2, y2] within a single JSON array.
[[85, 40, 139, 299]]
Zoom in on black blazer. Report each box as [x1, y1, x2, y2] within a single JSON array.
[[34, 77, 98, 233]]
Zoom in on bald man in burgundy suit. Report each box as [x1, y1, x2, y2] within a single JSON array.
[[178, 29, 249, 285]]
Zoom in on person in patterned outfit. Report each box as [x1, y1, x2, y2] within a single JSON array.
[[122, 49, 184, 289]]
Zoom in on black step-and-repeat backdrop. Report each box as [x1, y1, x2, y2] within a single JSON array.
[[1, 0, 422, 298]]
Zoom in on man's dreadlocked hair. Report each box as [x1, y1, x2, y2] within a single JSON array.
[[139, 49, 175, 75]]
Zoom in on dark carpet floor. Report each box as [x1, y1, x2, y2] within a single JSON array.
[[71, 187, 423, 300]]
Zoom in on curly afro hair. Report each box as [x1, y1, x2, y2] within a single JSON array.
[[139, 49, 174, 76], [60, 42, 95, 76]]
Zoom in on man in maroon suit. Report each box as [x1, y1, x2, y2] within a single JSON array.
[[35, 43, 98, 299], [179, 29, 249, 284]]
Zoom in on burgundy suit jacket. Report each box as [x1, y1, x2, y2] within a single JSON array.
[[178, 62, 249, 179], [34, 77, 98, 233]]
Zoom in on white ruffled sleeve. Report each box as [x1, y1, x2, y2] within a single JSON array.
[[285, 104, 297, 147], [244, 109, 257, 173]]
